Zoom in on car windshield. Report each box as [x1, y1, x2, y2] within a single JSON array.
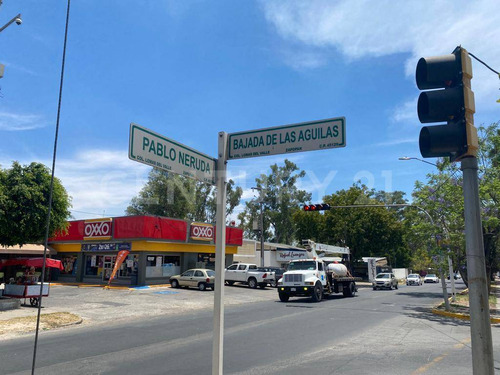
[[376, 273, 390, 279], [288, 261, 316, 271], [206, 270, 215, 277], [426, 274, 436, 277], [408, 275, 419, 278]]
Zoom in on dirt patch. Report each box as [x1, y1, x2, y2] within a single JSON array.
[[0, 312, 82, 336]]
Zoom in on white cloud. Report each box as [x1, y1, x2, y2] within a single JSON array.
[[0, 111, 46, 131], [261, 0, 500, 111], [1, 149, 150, 220]]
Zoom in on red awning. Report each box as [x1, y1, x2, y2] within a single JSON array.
[[0, 258, 64, 270]]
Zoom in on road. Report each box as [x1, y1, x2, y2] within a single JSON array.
[[1, 281, 499, 375]]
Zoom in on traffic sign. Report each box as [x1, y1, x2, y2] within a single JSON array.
[[228, 117, 345, 160], [129, 123, 216, 184]]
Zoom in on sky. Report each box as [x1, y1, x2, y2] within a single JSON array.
[[0, 0, 498, 223]]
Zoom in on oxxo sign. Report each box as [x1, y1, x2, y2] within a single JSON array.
[[190, 223, 214, 241], [84, 219, 113, 240]]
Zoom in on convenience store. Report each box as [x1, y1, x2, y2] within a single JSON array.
[[49, 215, 243, 286]]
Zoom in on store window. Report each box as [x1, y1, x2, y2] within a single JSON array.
[[85, 255, 105, 277], [61, 255, 78, 275], [146, 255, 180, 278], [118, 254, 139, 277]]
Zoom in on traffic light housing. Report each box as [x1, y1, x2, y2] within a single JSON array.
[[416, 46, 478, 162], [303, 203, 331, 211]]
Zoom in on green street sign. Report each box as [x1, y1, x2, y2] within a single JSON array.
[[228, 117, 346, 160], [129, 123, 216, 185]]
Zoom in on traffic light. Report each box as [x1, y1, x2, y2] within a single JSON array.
[[416, 46, 478, 162], [303, 203, 331, 211]]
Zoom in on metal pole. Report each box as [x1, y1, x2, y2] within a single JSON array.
[[448, 256, 456, 302], [260, 201, 264, 267], [212, 132, 228, 375], [461, 157, 494, 375], [0, 13, 21, 32]]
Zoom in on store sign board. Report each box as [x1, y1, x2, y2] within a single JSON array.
[[129, 123, 216, 185], [84, 219, 113, 240], [190, 223, 214, 241], [276, 249, 308, 261], [81, 243, 131, 252], [228, 117, 346, 160]]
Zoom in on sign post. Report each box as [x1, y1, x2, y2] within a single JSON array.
[[212, 132, 228, 375], [129, 123, 216, 184], [228, 117, 345, 160]]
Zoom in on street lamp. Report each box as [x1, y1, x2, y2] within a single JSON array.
[[251, 187, 265, 267], [399, 156, 456, 302]]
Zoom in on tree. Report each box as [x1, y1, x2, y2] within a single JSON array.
[[410, 121, 500, 287], [126, 168, 242, 223], [293, 183, 410, 266], [0, 161, 72, 247], [237, 160, 311, 244]]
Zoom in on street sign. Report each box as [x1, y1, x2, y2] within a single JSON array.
[[228, 117, 345, 160], [129, 123, 216, 184]]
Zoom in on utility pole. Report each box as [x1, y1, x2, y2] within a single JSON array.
[[252, 187, 265, 266]]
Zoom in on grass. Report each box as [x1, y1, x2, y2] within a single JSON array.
[[0, 312, 81, 336]]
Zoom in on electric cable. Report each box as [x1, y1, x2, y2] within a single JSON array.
[[31, 1, 71, 374], [468, 52, 500, 77]]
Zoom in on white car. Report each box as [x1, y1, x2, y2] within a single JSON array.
[[406, 274, 422, 286], [424, 274, 439, 283]]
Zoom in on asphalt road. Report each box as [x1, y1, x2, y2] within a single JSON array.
[[1, 281, 499, 375]]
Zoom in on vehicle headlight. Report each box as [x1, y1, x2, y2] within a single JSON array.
[[305, 281, 314, 286]]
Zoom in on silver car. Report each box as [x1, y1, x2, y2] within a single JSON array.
[[372, 273, 398, 290], [406, 273, 422, 286], [170, 269, 215, 291]]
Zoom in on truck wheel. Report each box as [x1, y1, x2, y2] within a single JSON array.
[[225, 281, 234, 286], [279, 293, 289, 302], [343, 282, 356, 297], [248, 278, 257, 289], [270, 280, 277, 288], [311, 283, 323, 302]]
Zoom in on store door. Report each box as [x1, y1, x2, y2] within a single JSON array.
[[102, 256, 116, 282]]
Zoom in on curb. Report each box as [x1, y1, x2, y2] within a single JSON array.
[[50, 282, 172, 290], [431, 287, 500, 324]]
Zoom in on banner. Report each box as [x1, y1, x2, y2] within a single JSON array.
[[108, 250, 130, 285]]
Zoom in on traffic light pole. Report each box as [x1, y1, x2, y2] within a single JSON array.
[[461, 156, 494, 375], [212, 131, 228, 375]]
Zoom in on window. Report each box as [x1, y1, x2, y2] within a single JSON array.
[[182, 270, 194, 277], [227, 265, 237, 271], [194, 270, 204, 277], [146, 255, 180, 278], [85, 255, 105, 276], [206, 270, 215, 277], [318, 263, 324, 271], [60, 255, 77, 275], [248, 265, 257, 270], [237, 265, 247, 271]]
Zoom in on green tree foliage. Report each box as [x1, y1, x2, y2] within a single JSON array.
[[126, 168, 242, 223], [237, 160, 311, 244], [0, 161, 72, 247], [293, 183, 410, 266], [410, 121, 500, 285]]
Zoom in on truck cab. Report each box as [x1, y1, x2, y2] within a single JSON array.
[[278, 258, 357, 302]]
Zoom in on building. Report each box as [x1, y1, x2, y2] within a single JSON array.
[[48, 215, 243, 286]]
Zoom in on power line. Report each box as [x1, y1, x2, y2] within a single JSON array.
[[468, 52, 500, 77]]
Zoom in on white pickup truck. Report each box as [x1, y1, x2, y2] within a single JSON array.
[[224, 263, 275, 289]]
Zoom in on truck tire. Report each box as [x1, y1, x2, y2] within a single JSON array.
[[248, 278, 257, 289], [225, 281, 234, 286], [279, 292, 289, 302], [311, 283, 323, 302], [343, 282, 356, 297]]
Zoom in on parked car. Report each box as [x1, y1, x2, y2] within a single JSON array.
[[406, 273, 422, 286], [424, 273, 439, 283], [257, 267, 286, 287], [372, 273, 398, 290], [224, 263, 275, 289], [170, 269, 215, 291]]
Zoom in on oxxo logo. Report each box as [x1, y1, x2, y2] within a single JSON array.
[[84, 219, 112, 239], [190, 224, 214, 241]]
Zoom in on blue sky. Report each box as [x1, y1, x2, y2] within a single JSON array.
[[0, 0, 498, 222]]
